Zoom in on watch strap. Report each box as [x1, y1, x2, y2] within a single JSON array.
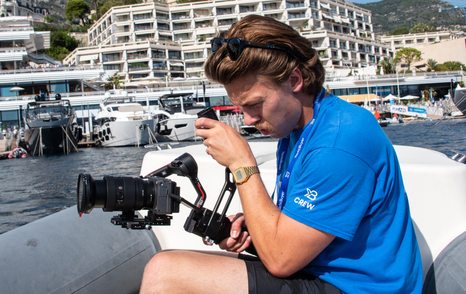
[[234, 166, 260, 185]]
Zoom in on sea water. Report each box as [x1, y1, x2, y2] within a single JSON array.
[[1, 118, 465, 234]]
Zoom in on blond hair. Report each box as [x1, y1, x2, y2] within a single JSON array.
[[204, 15, 325, 96]]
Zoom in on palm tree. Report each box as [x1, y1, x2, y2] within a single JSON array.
[[379, 57, 396, 74], [426, 59, 438, 72], [107, 73, 122, 90]]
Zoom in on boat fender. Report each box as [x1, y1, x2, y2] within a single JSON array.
[[0, 206, 160, 294]]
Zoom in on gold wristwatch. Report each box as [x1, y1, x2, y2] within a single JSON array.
[[232, 166, 260, 185]]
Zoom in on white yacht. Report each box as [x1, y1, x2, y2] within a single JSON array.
[[155, 92, 204, 142], [93, 91, 157, 147]]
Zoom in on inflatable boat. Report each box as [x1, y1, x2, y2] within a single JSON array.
[[1, 142, 465, 293]]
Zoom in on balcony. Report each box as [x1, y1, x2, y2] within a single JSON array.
[[216, 7, 234, 15], [156, 12, 169, 20], [286, 1, 306, 10], [133, 13, 152, 21], [239, 5, 258, 14], [128, 62, 150, 72], [173, 23, 191, 31], [134, 24, 153, 32], [171, 12, 190, 21], [127, 51, 148, 60], [102, 53, 122, 62]]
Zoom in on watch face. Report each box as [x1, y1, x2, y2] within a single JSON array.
[[235, 169, 245, 181]]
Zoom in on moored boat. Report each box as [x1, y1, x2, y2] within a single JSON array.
[[24, 99, 81, 156], [93, 92, 157, 147], [154, 92, 204, 142], [452, 85, 466, 116]]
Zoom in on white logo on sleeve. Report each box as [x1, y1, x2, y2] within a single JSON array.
[[294, 188, 318, 211]]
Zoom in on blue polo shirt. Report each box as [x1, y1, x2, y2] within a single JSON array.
[[278, 94, 423, 293]]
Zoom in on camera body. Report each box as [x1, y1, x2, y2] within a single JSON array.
[[77, 174, 180, 229], [77, 153, 236, 244]]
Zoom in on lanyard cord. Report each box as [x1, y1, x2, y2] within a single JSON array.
[[274, 89, 326, 209]]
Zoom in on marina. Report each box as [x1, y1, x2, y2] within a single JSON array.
[[1, 70, 464, 157]]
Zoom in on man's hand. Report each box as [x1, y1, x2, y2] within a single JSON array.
[[219, 213, 252, 253], [195, 118, 257, 172]]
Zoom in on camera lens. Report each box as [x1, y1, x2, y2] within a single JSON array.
[[77, 174, 106, 215], [77, 173, 179, 216]]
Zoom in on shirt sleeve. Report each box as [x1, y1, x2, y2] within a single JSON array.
[[281, 147, 375, 241]]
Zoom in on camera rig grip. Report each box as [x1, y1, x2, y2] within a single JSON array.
[[146, 153, 237, 244], [184, 168, 237, 245]]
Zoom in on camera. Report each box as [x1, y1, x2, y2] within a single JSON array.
[[77, 153, 236, 244], [77, 174, 180, 227]]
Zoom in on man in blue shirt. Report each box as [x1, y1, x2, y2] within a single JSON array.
[[141, 15, 423, 294]]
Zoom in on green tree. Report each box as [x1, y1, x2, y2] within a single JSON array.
[[390, 26, 409, 35], [394, 47, 422, 71], [379, 57, 396, 74], [35, 29, 79, 61], [410, 23, 435, 33], [98, 0, 141, 16], [65, 0, 91, 25], [47, 46, 71, 61], [426, 59, 438, 72], [107, 73, 122, 90], [436, 61, 466, 71], [51, 30, 79, 51]]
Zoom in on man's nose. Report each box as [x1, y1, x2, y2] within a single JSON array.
[[243, 112, 260, 126]]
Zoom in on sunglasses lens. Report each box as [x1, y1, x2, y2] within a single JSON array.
[[227, 38, 242, 61], [211, 38, 224, 53]]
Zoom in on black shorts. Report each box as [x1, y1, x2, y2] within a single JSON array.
[[240, 254, 341, 294]]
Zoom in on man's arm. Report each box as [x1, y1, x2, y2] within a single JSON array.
[[236, 176, 335, 278]]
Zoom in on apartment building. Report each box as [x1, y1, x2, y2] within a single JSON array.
[[380, 30, 465, 51], [63, 0, 393, 86], [0, 16, 50, 71], [0, 0, 48, 20]]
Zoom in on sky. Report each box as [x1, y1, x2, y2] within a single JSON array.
[[352, 0, 465, 6]]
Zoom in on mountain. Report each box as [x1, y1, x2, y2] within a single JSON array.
[[356, 0, 465, 34]]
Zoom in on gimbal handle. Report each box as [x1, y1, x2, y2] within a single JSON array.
[[145, 152, 238, 244], [145, 153, 206, 208]]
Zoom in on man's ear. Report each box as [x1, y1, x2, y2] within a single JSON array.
[[289, 67, 304, 93]]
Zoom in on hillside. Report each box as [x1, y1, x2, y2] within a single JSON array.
[[355, 0, 465, 34]]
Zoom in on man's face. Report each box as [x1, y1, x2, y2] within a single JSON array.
[[225, 74, 302, 138]]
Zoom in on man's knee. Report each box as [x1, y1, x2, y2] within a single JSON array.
[[144, 251, 171, 276], [141, 251, 174, 293]]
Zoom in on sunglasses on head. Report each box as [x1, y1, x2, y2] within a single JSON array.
[[210, 37, 297, 61]]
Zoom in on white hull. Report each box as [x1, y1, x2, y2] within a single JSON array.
[[157, 113, 198, 141], [95, 119, 156, 147]]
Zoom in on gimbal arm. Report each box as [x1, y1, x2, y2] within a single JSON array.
[[145, 152, 206, 208]]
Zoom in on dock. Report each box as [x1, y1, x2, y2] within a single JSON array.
[[78, 139, 97, 148]]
